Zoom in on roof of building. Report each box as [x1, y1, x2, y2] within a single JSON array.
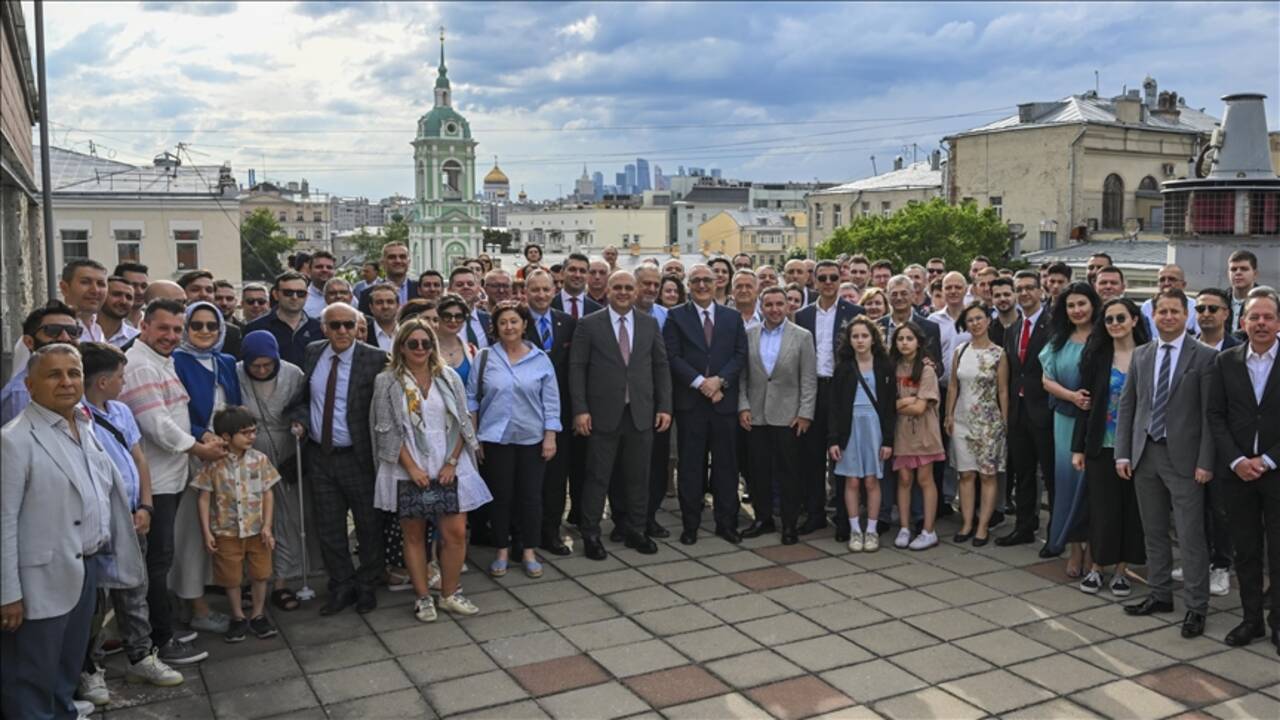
[[952, 92, 1219, 139], [680, 186, 750, 205], [812, 161, 942, 195], [484, 163, 509, 185], [417, 105, 471, 140], [36, 146, 232, 197], [1022, 239, 1170, 267], [718, 210, 797, 228]]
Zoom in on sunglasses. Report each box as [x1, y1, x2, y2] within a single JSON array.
[[39, 323, 83, 339], [440, 311, 466, 322], [688, 277, 713, 285], [188, 321, 220, 333], [817, 274, 840, 283], [403, 339, 434, 351], [1195, 305, 1225, 314], [243, 298, 268, 306], [326, 320, 356, 331], [279, 289, 307, 299], [927, 268, 945, 275], [1103, 314, 1130, 325]]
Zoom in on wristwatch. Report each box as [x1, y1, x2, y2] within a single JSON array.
[[137, 504, 154, 516], [446, 457, 459, 467]]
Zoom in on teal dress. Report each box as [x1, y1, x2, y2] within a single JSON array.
[[1040, 339, 1088, 553]]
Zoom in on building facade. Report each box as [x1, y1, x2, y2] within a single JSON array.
[[805, 158, 944, 251], [672, 185, 750, 254], [330, 195, 380, 233], [239, 180, 332, 251], [508, 205, 670, 254], [698, 210, 803, 267]]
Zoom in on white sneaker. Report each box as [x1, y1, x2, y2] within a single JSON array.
[[126, 648, 184, 687], [76, 668, 109, 706], [1209, 567, 1231, 597], [908, 530, 938, 551], [894, 528, 912, 549], [1171, 566, 1184, 582], [847, 532, 864, 553], [75, 699, 96, 718], [438, 591, 479, 616], [414, 596, 437, 623], [863, 532, 880, 553]]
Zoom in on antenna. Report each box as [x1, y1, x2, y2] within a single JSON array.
[[870, 155, 878, 175], [1094, 70, 1099, 95]]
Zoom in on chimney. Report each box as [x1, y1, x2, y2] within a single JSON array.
[[893, 156, 904, 171], [1152, 91, 1181, 123], [301, 179, 310, 197], [930, 149, 941, 171], [1209, 93, 1275, 180], [1143, 76, 1158, 109], [1114, 94, 1143, 124]]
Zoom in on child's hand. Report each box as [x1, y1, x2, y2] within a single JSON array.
[[261, 530, 275, 551], [204, 533, 217, 554]]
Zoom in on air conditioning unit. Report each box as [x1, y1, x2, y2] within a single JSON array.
[[1162, 162, 1177, 177], [1087, 218, 1099, 232]]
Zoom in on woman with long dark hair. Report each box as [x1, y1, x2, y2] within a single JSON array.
[[659, 274, 686, 308], [1040, 281, 1101, 575], [1071, 298, 1148, 596], [890, 322, 945, 550]]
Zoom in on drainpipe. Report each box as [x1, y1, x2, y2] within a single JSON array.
[[35, 0, 55, 298], [1066, 125, 1087, 244]]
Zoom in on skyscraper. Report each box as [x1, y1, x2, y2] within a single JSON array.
[[653, 165, 666, 191], [636, 158, 651, 192], [615, 172, 627, 193], [592, 171, 604, 201], [710, 168, 722, 179], [624, 164, 637, 195]]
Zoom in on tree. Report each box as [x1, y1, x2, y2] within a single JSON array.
[[384, 215, 409, 246], [347, 228, 387, 263], [816, 198, 1011, 270], [483, 228, 513, 252], [240, 208, 296, 281], [786, 245, 809, 261]]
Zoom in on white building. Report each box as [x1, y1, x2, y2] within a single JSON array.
[[805, 158, 944, 251], [508, 204, 671, 254]]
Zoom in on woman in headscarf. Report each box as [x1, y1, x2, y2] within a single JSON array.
[[236, 330, 311, 611], [171, 301, 243, 634]]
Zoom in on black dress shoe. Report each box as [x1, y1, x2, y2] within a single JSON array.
[[741, 521, 777, 539], [716, 527, 742, 544], [320, 587, 356, 616], [995, 530, 1036, 547], [971, 533, 990, 548], [781, 531, 798, 545], [741, 492, 752, 505], [680, 529, 698, 545], [953, 530, 974, 543], [646, 523, 671, 539], [798, 517, 827, 535], [834, 527, 850, 543], [625, 534, 659, 554], [1271, 626, 1280, 656], [541, 539, 573, 557], [1124, 597, 1174, 616], [355, 588, 377, 614], [1224, 620, 1266, 646], [1181, 611, 1206, 638], [584, 537, 607, 561], [566, 510, 581, 527], [609, 528, 625, 543], [1038, 545, 1062, 558]]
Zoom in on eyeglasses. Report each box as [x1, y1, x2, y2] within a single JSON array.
[[688, 277, 713, 285], [279, 289, 307, 299], [403, 339, 434, 351], [1195, 305, 1225, 314], [326, 320, 356, 331], [927, 268, 945, 275], [39, 323, 83, 339], [188, 321, 220, 333], [235, 427, 257, 436], [816, 274, 840, 283], [440, 311, 466, 322], [243, 298, 268, 306], [1103, 314, 1130, 325]]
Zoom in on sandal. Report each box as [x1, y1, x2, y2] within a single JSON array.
[[270, 588, 301, 611]]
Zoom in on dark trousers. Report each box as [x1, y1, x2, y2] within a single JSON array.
[[1226, 471, 1280, 627], [748, 425, 803, 530], [737, 425, 752, 496], [1085, 449, 1146, 566], [677, 405, 740, 532], [1008, 398, 1055, 533], [581, 411, 653, 539], [541, 429, 571, 544], [1206, 472, 1234, 570], [145, 492, 179, 647], [566, 432, 588, 523], [1, 557, 97, 720], [647, 427, 672, 526], [307, 444, 383, 592], [483, 442, 545, 550], [803, 378, 834, 521]]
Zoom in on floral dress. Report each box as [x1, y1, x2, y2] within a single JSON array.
[[949, 344, 1006, 474]]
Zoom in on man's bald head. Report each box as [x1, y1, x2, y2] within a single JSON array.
[[607, 270, 637, 314], [144, 279, 186, 304]]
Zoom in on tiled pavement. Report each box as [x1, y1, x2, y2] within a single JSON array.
[[97, 501, 1280, 719]]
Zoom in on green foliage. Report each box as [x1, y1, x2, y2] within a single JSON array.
[[384, 216, 410, 246], [816, 198, 1011, 270], [240, 208, 296, 281], [347, 228, 388, 263], [483, 228, 513, 252], [786, 245, 809, 261]]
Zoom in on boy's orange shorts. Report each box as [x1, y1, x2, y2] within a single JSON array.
[[212, 534, 272, 588]]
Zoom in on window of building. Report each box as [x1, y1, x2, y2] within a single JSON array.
[[881, 201, 892, 217], [833, 204, 842, 227], [61, 229, 89, 261], [313, 211, 322, 222], [814, 203, 823, 228], [1138, 176, 1158, 192], [686, 213, 693, 222], [114, 228, 141, 264], [861, 201, 871, 217], [295, 211, 304, 222], [754, 199, 768, 209], [1039, 230, 1056, 250], [278, 211, 287, 222], [296, 230, 305, 240], [441, 160, 462, 198], [314, 229, 323, 240], [686, 228, 692, 237], [1102, 173, 1124, 229], [990, 196, 1003, 219], [174, 229, 200, 270]]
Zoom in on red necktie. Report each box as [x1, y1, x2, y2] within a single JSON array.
[[1018, 317, 1031, 363], [570, 296, 579, 319], [703, 310, 714, 347]]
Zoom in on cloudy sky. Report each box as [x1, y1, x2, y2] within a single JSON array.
[[29, 1, 1280, 201]]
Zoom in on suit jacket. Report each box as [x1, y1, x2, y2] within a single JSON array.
[[292, 339, 388, 472], [526, 308, 577, 426], [1004, 307, 1054, 429], [663, 302, 749, 415], [1207, 342, 1280, 478], [1071, 346, 1118, 458], [738, 321, 817, 426], [552, 293, 602, 318], [794, 298, 865, 366], [827, 355, 898, 449], [222, 323, 243, 359], [569, 309, 672, 434], [1115, 337, 1216, 473], [1, 404, 146, 619], [877, 313, 942, 366]]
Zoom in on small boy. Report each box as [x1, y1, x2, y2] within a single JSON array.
[[192, 406, 281, 642]]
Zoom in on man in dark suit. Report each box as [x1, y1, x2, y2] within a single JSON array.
[[783, 259, 818, 306], [794, 259, 864, 541], [997, 270, 1057, 548], [552, 253, 603, 320], [448, 267, 491, 348], [569, 271, 672, 561], [665, 264, 749, 544], [880, 275, 942, 364], [525, 270, 577, 556], [1207, 292, 1280, 653], [1195, 288, 1243, 592], [290, 302, 388, 615]]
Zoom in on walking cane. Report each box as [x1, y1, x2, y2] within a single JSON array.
[[294, 434, 316, 601]]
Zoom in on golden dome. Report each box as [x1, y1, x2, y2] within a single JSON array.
[[484, 162, 509, 185]]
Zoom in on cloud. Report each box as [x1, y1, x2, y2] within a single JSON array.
[[141, 2, 238, 16], [48, 22, 125, 78], [180, 64, 245, 83], [557, 15, 599, 42]]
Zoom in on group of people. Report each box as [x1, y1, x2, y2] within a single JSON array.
[[2, 241, 1277, 719]]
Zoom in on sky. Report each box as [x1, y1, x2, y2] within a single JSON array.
[[26, 1, 1280, 202]]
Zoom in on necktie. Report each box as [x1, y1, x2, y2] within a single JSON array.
[[618, 316, 630, 365], [465, 314, 478, 346], [1018, 317, 1032, 363], [703, 309, 714, 347], [1150, 344, 1173, 440], [539, 315, 552, 351], [321, 354, 339, 452], [569, 296, 579, 319]]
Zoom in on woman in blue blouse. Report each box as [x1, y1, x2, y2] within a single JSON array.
[[436, 294, 477, 384], [468, 301, 561, 579]]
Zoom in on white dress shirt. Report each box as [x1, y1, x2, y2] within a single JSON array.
[[469, 308, 490, 349], [814, 301, 838, 378], [1149, 332, 1187, 405], [373, 322, 395, 352], [559, 290, 588, 318], [309, 344, 354, 448], [759, 320, 785, 376], [928, 307, 971, 382], [30, 402, 114, 554], [1237, 339, 1278, 470]]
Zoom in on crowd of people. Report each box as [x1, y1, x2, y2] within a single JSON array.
[[1, 241, 1277, 719]]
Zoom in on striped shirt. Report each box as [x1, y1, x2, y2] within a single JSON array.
[[120, 340, 195, 495]]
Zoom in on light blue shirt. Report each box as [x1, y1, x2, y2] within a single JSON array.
[[1141, 296, 1198, 338], [309, 344, 354, 448], [759, 321, 786, 376], [0, 368, 30, 427], [87, 399, 142, 510], [643, 303, 668, 331], [467, 342, 561, 445]]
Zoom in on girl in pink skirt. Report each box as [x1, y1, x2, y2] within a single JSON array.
[[890, 323, 946, 550]]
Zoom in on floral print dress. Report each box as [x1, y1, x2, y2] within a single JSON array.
[[949, 344, 1006, 474]]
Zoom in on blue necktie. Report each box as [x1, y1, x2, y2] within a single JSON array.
[[539, 316, 552, 351]]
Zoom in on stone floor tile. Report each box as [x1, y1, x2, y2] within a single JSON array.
[[1069, 638, 1180, 677], [459, 608, 551, 642], [940, 669, 1054, 715], [1131, 624, 1234, 661], [547, 553, 628, 576], [624, 665, 729, 709], [662, 692, 772, 720], [1195, 650, 1280, 690], [292, 636, 388, 675], [702, 593, 788, 623], [613, 546, 684, 567], [1015, 615, 1113, 651], [667, 625, 763, 663], [842, 620, 936, 657], [807, 705, 885, 720], [952, 628, 1056, 666], [363, 603, 435, 633], [917, 577, 1005, 606], [880, 561, 960, 587], [820, 659, 927, 704], [672, 534, 742, 558], [326, 687, 434, 719], [590, 639, 688, 678], [971, 567, 1059, 595], [801, 599, 891, 632], [640, 560, 717, 584], [579, 568, 655, 595], [927, 551, 1006, 576], [842, 549, 911, 571], [736, 612, 826, 645], [1205, 693, 1280, 720], [761, 582, 847, 612], [862, 589, 949, 617], [423, 669, 529, 716], [1009, 653, 1118, 694], [633, 604, 722, 636], [1023, 559, 1079, 585], [201, 647, 301, 694], [965, 596, 1055, 627], [889, 644, 994, 684], [533, 596, 621, 629], [789, 557, 862, 581], [106, 696, 214, 720], [399, 644, 497, 686], [669, 575, 751, 603], [754, 543, 826, 564], [1069, 603, 1171, 637], [561, 617, 652, 652], [209, 676, 318, 719], [463, 588, 525, 614], [308, 658, 413, 706], [278, 612, 369, 647], [774, 634, 872, 672], [508, 654, 611, 697], [1002, 698, 1104, 719], [452, 700, 550, 720], [1134, 664, 1249, 708], [874, 687, 985, 720], [1266, 683, 1280, 701], [607, 586, 687, 614], [539, 681, 650, 720], [1021, 585, 1113, 615], [706, 649, 805, 689], [821, 572, 907, 600], [745, 676, 855, 720], [698, 550, 775, 574], [482, 629, 579, 668], [1071, 678, 1189, 719], [730, 566, 810, 592], [509, 579, 593, 607], [903, 608, 1000, 641], [381, 619, 472, 655]]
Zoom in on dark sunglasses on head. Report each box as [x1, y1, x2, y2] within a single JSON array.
[[403, 339, 434, 351], [39, 323, 83, 339], [440, 311, 466, 322], [327, 320, 356, 331], [188, 321, 220, 333], [243, 298, 268, 306], [1103, 314, 1130, 325], [279, 289, 307, 299], [817, 274, 840, 283], [1195, 304, 1224, 314]]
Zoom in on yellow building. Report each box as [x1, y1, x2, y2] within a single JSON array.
[[806, 158, 943, 252], [508, 205, 670, 254], [699, 210, 802, 267]]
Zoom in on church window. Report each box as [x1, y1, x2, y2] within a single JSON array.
[[442, 160, 462, 199], [1102, 173, 1124, 229]]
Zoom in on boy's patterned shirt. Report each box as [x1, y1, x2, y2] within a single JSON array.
[[191, 448, 280, 537]]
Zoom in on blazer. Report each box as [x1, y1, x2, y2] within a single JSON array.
[[1070, 346, 1119, 458], [525, 308, 577, 426], [552, 293, 602, 317], [291, 339, 388, 472], [1207, 342, 1280, 477], [221, 323, 243, 359], [569, 308, 672, 434], [827, 355, 898, 449], [370, 366, 479, 468], [738, 321, 818, 427], [794, 298, 865, 366], [663, 302, 749, 415], [1003, 306, 1054, 429], [1115, 337, 1216, 473], [877, 313, 943, 366], [1, 404, 146, 619]]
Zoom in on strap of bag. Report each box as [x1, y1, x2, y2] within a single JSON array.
[[475, 347, 491, 405], [92, 411, 130, 451]]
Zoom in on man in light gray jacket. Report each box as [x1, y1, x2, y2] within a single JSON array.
[[738, 287, 817, 545], [2, 344, 145, 720]]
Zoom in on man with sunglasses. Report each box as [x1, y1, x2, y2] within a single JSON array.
[[244, 271, 323, 368], [1, 301, 82, 425], [1195, 289, 1241, 352], [240, 284, 270, 325]]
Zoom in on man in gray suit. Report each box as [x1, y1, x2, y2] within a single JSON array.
[[570, 270, 673, 561], [738, 287, 817, 545], [2, 344, 145, 719], [1116, 288, 1217, 638]]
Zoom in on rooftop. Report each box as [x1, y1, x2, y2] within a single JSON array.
[[719, 210, 797, 228], [952, 91, 1219, 139], [680, 186, 750, 205], [1023, 239, 1170, 267], [812, 161, 943, 195], [36, 146, 233, 197]]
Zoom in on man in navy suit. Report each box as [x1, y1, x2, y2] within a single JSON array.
[[664, 265, 749, 544], [551, 253, 602, 320], [794, 259, 864, 541], [448, 266, 491, 347]]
